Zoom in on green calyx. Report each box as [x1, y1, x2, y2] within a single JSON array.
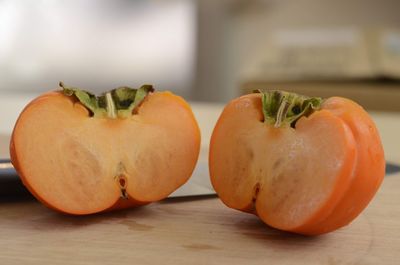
[[60, 82, 154, 119], [255, 90, 322, 128]]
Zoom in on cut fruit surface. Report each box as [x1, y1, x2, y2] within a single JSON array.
[[209, 92, 385, 235], [11, 87, 200, 215]]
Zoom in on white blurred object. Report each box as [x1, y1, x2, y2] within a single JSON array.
[[0, 0, 196, 94]]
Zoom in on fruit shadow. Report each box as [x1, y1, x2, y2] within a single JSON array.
[[42, 195, 218, 229], [30, 204, 156, 231], [233, 215, 327, 249]]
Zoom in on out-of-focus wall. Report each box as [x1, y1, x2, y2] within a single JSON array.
[[2, 0, 400, 102], [194, 0, 400, 102]]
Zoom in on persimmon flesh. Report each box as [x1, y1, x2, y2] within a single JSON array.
[[209, 91, 385, 235], [10, 84, 200, 215]]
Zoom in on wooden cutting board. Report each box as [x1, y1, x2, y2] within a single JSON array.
[[0, 173, 399, 264]]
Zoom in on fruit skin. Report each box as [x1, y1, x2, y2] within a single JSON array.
[[10, 90, 200, 215], [294, 97, 385, 235], [209, 93, 385, 235]]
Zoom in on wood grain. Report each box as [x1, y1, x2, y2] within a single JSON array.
[[0, 173, 399, 265]]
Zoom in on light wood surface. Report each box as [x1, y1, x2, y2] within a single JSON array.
[[0, 105, 399, 264], [0, 174, 399, 265]]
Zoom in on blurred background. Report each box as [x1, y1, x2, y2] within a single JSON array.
[[1, 0, 400, 109], [1, 0, 400, 200]]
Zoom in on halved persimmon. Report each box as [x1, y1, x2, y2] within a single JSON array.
[[209, 90, 385, 235], [10, 83, 200, 215]]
